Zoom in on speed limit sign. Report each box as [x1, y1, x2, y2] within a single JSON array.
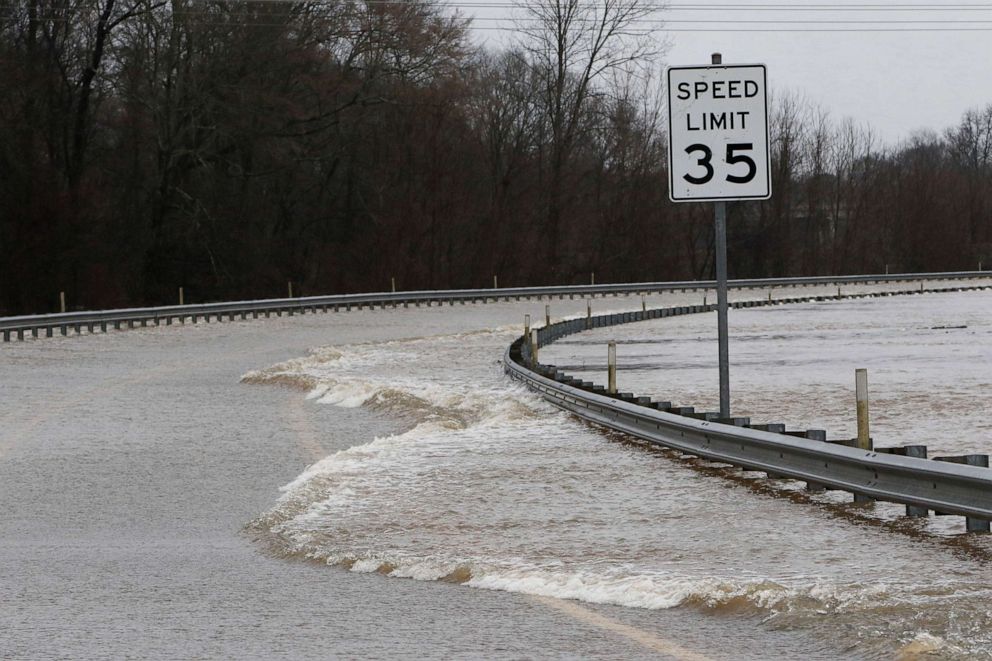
[[667, 64, 770, 202]]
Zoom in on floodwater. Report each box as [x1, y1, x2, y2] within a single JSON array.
[[1, 280, 990, 659]]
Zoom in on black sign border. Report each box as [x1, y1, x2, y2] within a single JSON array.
[[667, 63, 772, 203]]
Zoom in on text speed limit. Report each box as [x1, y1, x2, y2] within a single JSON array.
[[667, 64, 771, 202]]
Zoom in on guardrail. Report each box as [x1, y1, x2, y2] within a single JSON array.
[[2, 270, 990, 341], [504, 283, 992, 533]]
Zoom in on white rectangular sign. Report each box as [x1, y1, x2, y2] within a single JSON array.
[[667, 64, 771, 202]]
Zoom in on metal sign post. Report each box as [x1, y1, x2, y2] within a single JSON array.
[[712, 53, 731, 419], [714, 197, 730, 417], [666, 52, 771, 418]]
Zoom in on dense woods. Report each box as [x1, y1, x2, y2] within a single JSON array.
[[1, 0, 991, 315]]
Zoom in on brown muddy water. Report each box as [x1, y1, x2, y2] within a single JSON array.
[[1, 281, 990, 659]]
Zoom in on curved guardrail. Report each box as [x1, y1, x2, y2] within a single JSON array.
[[2, 270, 990, 341], [504, 284, 992, 532]]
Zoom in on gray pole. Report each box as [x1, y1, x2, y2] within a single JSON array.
[[715, 200, 730, 417], [712, 52, 730, 418]]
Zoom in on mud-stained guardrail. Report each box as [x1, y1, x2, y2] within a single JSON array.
[[504, 283, 992, 533], [2, 271, 990, 341]]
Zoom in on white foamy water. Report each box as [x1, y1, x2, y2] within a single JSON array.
[[247, 294, 992, 660]]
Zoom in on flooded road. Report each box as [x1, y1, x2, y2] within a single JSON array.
[[1, 281, 990, 659]]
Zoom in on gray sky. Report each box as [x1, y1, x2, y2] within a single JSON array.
[[464, 1, 992, 145], [667, 28, 992, 144]]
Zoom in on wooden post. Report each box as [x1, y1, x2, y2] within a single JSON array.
[[60, 291, 66, 313], [545, 304, 550, 327], [179, 287, 184, 306], [607, 341, 617, 394], [524, 314, 530, 340], [591, 272, 595, 285], [641, 296, 646, 313], [391, 277, 396, 293], [530, 329, 539, 366], [586, 300, 592, 329], [288, 281, 293, 298], [855, 368, 871, 450], [493, 275, 498, 289]]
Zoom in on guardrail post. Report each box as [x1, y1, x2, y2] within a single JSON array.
[[179, 287, 184, 306], [641, 296, 646, 313], [904, 445, 929, 517], [607, 341, 617, 394], [586, 301, 592, 329], [545, 304, 550, 327], [60, 291, 66, 313], [855, 368, 871, 451], [933, 454, 990, 532]]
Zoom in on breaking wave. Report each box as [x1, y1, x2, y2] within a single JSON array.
[[244, 325, 992, 660]]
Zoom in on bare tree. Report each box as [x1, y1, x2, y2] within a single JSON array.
[[946, 104, 992, 248], [515, 0, 664, 277]]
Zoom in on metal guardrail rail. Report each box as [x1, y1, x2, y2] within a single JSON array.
[[504, 286, 992, 531], [2, 270, 990, 341]]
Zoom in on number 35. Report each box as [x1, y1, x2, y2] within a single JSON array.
[[683, 143, 756, 185]]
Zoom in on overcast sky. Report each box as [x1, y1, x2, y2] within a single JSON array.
[[464, 2, 992, 145]]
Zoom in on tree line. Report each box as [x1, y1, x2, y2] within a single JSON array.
[[1, 0, 990, 314]]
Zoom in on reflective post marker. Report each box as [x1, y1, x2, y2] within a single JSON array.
[[607, 341, 617, 394], [856, 368, 870, 450]]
